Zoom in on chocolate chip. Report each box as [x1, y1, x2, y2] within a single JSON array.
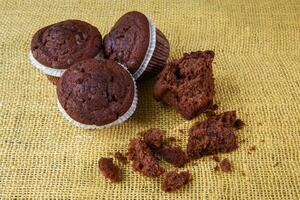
[[76, 40, 83, 45], [75, 34, 81, 41], [82, 33, 88, 40], [32, 45, 39, 50], [32, 51, 38, 57], [127, 60, 136, 66], [67, 58, 74, 65], [117, 52, 124, 61]]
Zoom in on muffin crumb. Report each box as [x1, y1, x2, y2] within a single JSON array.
[[98, 157, 121, 182], [220, 158, 232, 172]]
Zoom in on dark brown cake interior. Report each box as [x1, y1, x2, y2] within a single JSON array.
[[160, 146, 189, 167], [153, 51, 215, 119], [187, 111, 239, 158], [162, 170, 191, 192], [128, 138, 165, 177], [142, 128, 165, 150], [98, 157, 121, 182]]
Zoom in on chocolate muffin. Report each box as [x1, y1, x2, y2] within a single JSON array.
[[29, 19, 102, 85], [57, 59, 137, 128], [104, 11, 169, 79], [153, 51, 215, 120]]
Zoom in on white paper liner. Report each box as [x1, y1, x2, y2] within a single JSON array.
[[57, 66, 138, 129], [132, 16, 157, 80], [28, 51, 102, 77]]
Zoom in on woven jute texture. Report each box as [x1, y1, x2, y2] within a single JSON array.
[[0, 0, 299, 199]]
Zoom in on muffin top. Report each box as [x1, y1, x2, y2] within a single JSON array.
[[57, 59, 135, 126], [153, 51, 215, 119], [31, 20, 101, 69], [103, 11, 150, 74]]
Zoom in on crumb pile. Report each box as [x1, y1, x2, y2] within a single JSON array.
[[99, 111, 244, 192]]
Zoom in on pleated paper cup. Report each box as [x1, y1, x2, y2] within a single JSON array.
[[132, 15, 170, 80], [29, 51, 103, 85]]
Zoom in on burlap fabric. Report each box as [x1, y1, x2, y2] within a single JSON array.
[[0, 0, 299, 199]]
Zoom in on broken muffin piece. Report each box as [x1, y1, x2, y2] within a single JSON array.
[[98, 157, 121, 182], [160, 146, 189, 167], [142, 128, 165, 150], [187, 126, 237, 158], [128, 138, 165, 177], [187, 112, 240, 159], [162, 170, 192, 192], [153, 51, 215, 120]]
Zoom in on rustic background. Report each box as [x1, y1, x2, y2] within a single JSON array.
[[0, 0, 299, 199]]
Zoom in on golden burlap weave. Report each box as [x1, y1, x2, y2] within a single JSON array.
[[0, 0, 299, 199]]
